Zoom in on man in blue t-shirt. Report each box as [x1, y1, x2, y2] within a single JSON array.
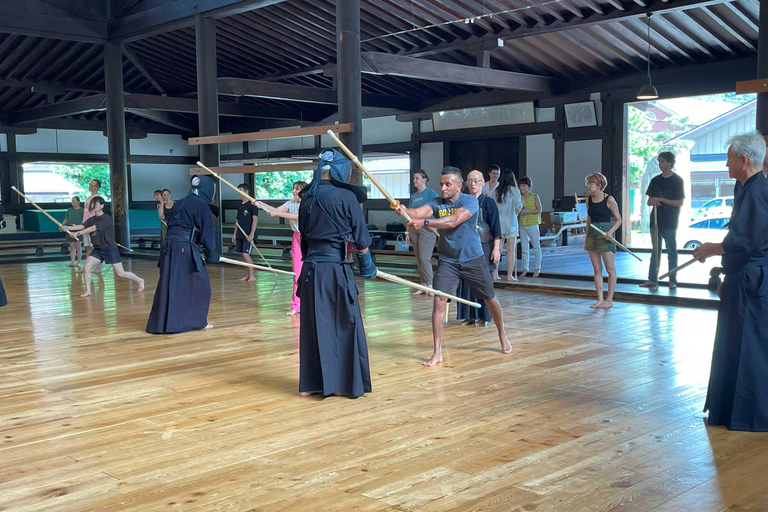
[[397, 166, 511, 367]]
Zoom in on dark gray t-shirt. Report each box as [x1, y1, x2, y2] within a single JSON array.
[[424, 193, 483, 263]]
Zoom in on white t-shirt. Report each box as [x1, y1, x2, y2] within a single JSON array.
[[283, 199, 300, 232], [482, 181, 499, 196]]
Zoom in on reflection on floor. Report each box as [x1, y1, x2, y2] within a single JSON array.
[[0, 259, 764, 511]]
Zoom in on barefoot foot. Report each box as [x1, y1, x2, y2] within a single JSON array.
[[532, 270, 540, 278], [475, 320, 487, 327], [238, 275, 249, 281], [506, 275, 518, 282], [519, 271, 528, 278], [80, 291, 92, 297], [460, 319, 475, 326], [247, 277, 256, 282], [500, 336, 512, 354], [137, 279, 145, 292], [423, 353, 443, 367], [596, 301, 613, 309], [412, 290, 425, 296], [590, 301, 604, 309], [204, 323, 214, 329], [286, 309, 299, 316]]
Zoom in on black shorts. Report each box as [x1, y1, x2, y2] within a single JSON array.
[[91, 246, 121, 265], [434, 256, 495, 300], [235, 238, 252, 254]]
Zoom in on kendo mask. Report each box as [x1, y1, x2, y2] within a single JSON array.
[[302, 148, 367, 203], [190, 175, 216, 203]]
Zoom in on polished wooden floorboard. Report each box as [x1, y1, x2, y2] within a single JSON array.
[[0, 260, 765, 512]]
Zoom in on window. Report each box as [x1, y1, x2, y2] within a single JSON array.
[[710, 218, 727, 229], [22, 162, 111, 203], [725, 198, 733, 207], [690, 220, 709, 229], [360, 154, 410, 199]]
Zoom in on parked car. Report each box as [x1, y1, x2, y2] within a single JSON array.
[[679, 217, 729, 250], [691, 196, 733, 221]]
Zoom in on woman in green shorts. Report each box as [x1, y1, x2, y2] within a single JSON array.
[[585, 172, 622, 309]]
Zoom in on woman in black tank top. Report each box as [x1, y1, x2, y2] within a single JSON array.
[[584, 172, 623, 309]]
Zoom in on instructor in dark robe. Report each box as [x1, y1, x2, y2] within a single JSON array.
[[297, 149, 376, 398], [693, 133, 767, 432], [146, 175, 221, 334]]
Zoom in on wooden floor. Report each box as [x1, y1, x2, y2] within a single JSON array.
[[0, 260, 765, 512]]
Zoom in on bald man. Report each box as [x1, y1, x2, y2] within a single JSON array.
[[397, 166, 511, 367]]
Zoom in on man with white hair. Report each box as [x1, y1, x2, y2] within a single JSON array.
[[693, 133, 767, 432]]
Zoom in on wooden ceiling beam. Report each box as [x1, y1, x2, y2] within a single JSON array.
[[351, 52, 557, 92], [217, 77, 422, 111], [188, 123, 353, 146], [189, 163, 315, 175]]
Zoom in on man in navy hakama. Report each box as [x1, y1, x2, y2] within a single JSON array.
[[146, 175, 221, 334], [694, 134, 767, 432], [297, 149, 376, 398]]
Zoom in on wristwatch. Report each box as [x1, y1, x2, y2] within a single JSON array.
[[424, 219, 430, 226]]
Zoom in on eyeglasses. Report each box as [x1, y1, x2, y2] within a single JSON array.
[[467, 179, 484, 184]]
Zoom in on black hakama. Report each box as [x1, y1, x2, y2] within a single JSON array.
[[0, 277, 6, 307], [704, 171, 768, 432], [298, 180, 372, 398], [146, 194, 218, 334], [298, 262, 371, 397]]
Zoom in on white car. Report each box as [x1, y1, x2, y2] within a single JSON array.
[[679, 217, 729, 250], [691, 197, 733, 222]]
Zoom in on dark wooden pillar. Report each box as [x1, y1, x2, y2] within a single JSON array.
[[756, 0, 768, 136], [553, 106, 565, 210], [336, 0, 363, 184], [410, 119, 420, 194], [3, 133, 22, 207], [104, 42, 130, 248], [196, 14, 222, 254]]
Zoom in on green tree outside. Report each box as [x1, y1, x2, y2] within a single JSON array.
[[51, 164, 112, 199]]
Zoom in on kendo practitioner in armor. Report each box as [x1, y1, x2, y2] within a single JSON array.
[[297, 149, 377, 398], [146, 175, 221, 334]]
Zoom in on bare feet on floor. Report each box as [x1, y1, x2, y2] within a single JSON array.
[[506, 275, 518, 282], [460, 319, 475, 326], [80, 291, 91, 297], [67, 263, 75, 267], [92, 267, 101, 274], [639, 280, 658, 289], [590, 301, 603, 309], [475, 320, 487, 327], [596, 301, 613, 309], [519, 271, 528, 278], [412, 290, 425, 296], [423, 352, 443, 367], [286, 309, 299, 316], [137, 279, 145, 292], [532, 270, 540, 278], [499, 335, 512, 354], [238, 275, 249, 281], [299, 390, 321, 397], [247, 277, 256, 282], [204, 323, 214, 329]]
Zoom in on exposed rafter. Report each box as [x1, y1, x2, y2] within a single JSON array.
[[123, 47, 166, 94], [108, 0, 290, 42], [401, 0, 724, 58], [0, 11, 107, 42]]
